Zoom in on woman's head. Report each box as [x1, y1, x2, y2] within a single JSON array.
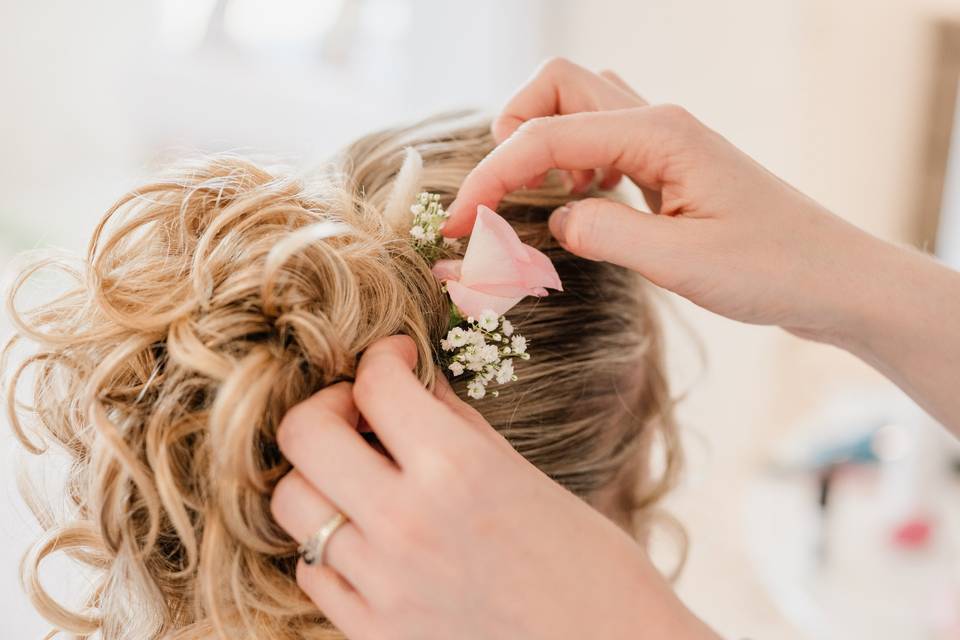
[[3, 113, 680, 639]]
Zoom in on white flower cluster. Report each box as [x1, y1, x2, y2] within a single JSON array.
[[440, 309, 529, 399], [409, 192, 456, 261]]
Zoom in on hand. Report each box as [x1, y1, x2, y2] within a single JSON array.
[[444, 58, 960, 431], [443, 58, 885, 342], [271, 336, 717, 640]]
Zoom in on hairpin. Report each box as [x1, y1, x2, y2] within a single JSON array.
[[409, 192, 563, 399]]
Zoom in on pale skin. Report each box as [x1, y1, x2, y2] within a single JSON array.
[[271, 58, 960, 638]]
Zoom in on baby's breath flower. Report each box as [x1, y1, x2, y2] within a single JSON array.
[[409, 192, 450, 262], [479, 344, 499, 364], [495, 359, 515, 384], [467, 379, 486, 400], [447, 327, 468, 348], [412, 195, 535, 403], [478, 309, 499, 332], [465, 347, 488, 371], [441, 311, 531, 400]]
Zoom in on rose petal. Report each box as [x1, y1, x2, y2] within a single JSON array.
[[520, 244, 562, 292], [446, 280, 523, 318], [436, 205, 564, 316], [467, 282, 535, 298], [431, 259, 462, 282], [459, 206, 529, 288]]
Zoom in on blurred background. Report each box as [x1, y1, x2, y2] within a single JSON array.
[[2, 1, 960, 638]]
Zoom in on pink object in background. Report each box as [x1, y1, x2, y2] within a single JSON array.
[[891, 515, 933, 549]]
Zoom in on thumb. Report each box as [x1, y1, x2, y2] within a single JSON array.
[[548, 197, 685, 275]]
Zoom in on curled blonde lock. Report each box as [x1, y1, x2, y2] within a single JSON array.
[[3, 113, 682, 639]]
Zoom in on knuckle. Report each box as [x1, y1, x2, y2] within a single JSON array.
[[415, 447, 467, 484], [514, 115, 552, 138], [655, 103, 698, 132], [540, 55, 574, 77], [599, 68, 627, 85], [414, 446, 483, 506], [511, 117, 554, 149], [382, 504, 429, 549]]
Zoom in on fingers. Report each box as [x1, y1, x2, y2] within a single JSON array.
[[277, 382, 399, 525], [431, 374, 492, 434], [445, 105, 700, 235], [548, 197, 685, 278], [492, 57, 645, 143], [432, 374, 519, 456], [273, 470, 381, 638], [352, 335, 459, 464], [271, 470, 372, 591], [486, 59, 643, 208], [295, 561, 376, 640], [599, 69, 642, 99]]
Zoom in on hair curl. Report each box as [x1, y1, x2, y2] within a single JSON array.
[[3, 114, 682, 639]]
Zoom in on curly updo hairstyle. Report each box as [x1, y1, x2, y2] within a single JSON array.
[[3, 113, 682, 639]]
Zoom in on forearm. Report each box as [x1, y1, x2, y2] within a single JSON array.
[[830, 235, 960, 432]]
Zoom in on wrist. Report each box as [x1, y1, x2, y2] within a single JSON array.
[[825, 238, 932, 357], [782, 208, 904, 351]]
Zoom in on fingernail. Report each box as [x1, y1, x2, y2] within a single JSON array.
[[441, 199, 460, 235], [550, 205, 571, 244]]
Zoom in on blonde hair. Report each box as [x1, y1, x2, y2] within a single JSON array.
[[3, 114, 682, 639]]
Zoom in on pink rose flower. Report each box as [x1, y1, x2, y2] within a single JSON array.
[[431, 205, 562, 318]]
